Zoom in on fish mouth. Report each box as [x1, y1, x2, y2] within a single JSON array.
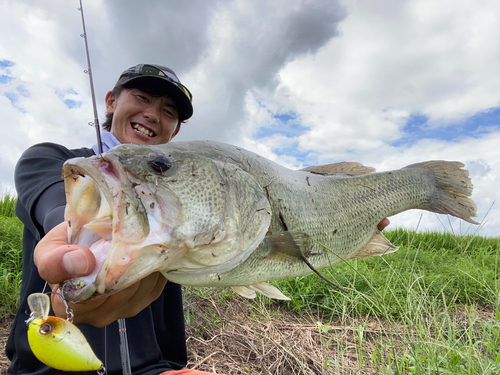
[[60, 154, 153, 302]]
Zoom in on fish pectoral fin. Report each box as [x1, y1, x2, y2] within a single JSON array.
[[301, 162, 376, 176], [264, 232, 348, 294], [232, 282, 291, 301], [352, 230, 399, 259], [262, 231, 314, 261]]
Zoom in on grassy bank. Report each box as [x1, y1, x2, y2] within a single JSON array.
[[264, 229, 500, 374], [1, 194, 499, 373], [186, 230, 500, 373], [0, 195, 22, 321]]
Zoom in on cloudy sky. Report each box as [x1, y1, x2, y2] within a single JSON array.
[[1, 0, 499, 237]]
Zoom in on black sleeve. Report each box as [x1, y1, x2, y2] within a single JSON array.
[[34, 182, 66, 233]]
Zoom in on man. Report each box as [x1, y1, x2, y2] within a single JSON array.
[[8, 64, 216, 374], [8, 64, 390, 374]]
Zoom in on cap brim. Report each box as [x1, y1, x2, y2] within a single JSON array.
[[122, 75, 193, 121]]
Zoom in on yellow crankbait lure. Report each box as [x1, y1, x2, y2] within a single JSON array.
[[26, 293, 104, 372]]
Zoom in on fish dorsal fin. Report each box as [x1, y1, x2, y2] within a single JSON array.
[[301, 162, 375, 176], [352, 230, 399, 258], [231, 282, 291, 300]]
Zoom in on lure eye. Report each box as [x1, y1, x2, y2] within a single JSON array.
[[147, 153, 174, 174], [39, 322, 54, 336]]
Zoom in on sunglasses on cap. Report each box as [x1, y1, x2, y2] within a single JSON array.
[[139, 65, 193, 102]]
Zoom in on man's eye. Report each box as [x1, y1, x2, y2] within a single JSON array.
[[163, 109, 178, 119], [137, 95, 149, 102]]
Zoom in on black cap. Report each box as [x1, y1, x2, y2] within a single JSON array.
[[115, 64, 193, 121]]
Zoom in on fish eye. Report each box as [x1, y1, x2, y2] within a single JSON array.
[[39, 322, 54, 335], [147, 153, 174, 174]]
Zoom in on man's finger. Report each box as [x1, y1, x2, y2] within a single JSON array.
[[377, 218, 390, 231], [34, 222, 96, 284]]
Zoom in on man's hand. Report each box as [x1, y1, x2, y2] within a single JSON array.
[[34, 222, 167, 328], [378, 218, 390, 231]]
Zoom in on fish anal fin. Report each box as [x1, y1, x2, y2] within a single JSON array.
[[232, 282, 291, 301], [301, 162, 375, 176], [353, 230, 399, 259]]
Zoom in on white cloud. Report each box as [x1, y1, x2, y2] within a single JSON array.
[[369, 134, 500, 238], [0, 0, 498, 237], [277, 0, 500, 146], [269, 0, 500, 236]]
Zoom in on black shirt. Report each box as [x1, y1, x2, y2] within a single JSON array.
[[7, 142, 187, 374]]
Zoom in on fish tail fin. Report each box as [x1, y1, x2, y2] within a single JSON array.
[[404, 161, 479, 224]]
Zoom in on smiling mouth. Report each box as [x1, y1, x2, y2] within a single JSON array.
[[132, 123, 156, 137]]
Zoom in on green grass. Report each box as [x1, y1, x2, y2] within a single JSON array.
[[1, 192, 499, 373], [0, 193, 17, 218], [272, 229, 500, 317], [266, 229, 500, 374], [0, 194, 23, 320]]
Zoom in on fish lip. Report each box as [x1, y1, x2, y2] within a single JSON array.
[[61, 153, 149, 302], [63, 157, 119, 244], [60, 157, 116, 302], [60, 278, 99, 303]]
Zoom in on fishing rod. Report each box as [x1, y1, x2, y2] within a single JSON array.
[[77, 1, 132, 374], [78, 0, 103, 155]]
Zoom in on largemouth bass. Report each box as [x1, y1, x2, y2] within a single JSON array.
[[61, 141, 478, 302]]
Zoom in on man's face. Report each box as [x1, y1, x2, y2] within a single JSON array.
[[106, 88, 180, 145]]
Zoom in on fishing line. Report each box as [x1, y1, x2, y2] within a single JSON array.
[[77, 1, 131, 374]]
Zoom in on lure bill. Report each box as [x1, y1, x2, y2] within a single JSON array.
[[26, 293, 103, 372]]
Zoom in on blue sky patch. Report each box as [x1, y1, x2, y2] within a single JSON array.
[[56, 88, 82, 109], [276, 147, 309, 166], [4, 92, 17, 105], [0, 60, 14, 69], [0, 75, 13, 84], [64, 99, 82, 109], [17, 85, 29, 97], [392, 107, 500, 147], [255, 111, 306, 139], [4, 92, 26, 113]]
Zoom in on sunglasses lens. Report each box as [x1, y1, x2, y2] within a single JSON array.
[[140, 65, 192, 102], [179, 86, 192, 101], [142, 65, 166, 78]]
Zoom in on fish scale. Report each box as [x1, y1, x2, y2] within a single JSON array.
[[61, 141, 477, 301]]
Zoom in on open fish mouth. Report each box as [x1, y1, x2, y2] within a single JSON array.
[[62, 165, 113, 301], [65, 164, 113, 252], [60, 154, 158, 302]]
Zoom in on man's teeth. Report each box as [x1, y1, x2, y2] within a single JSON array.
[[132, 124, 155, 137]]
